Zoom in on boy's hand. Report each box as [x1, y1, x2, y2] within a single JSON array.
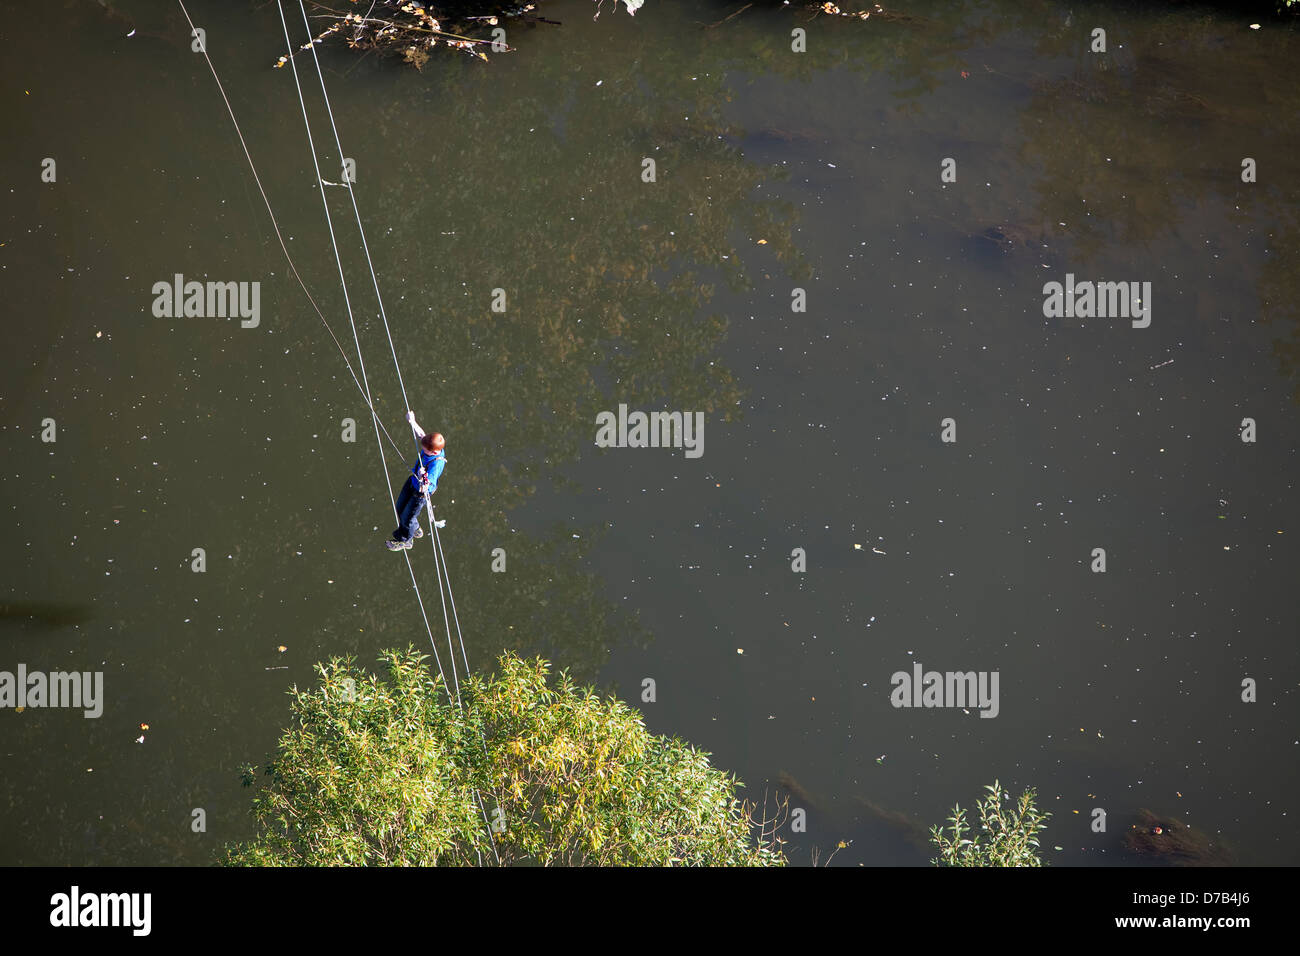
[[406, 410, 416, 424]]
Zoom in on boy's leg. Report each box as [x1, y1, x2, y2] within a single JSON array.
[[404, 493, 424, 541], [392, 481, 416, 542]]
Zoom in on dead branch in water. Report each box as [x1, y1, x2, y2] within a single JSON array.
[[706, 3, 752, 30], [275, 1, 554, 69], [281, 1, 907, 70]]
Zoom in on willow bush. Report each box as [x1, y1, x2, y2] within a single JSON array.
[[226, 648, 785, 865], [929, 781, 1051, 867]]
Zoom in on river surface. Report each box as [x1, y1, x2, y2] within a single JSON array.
[[2, 0, 1297, 865]]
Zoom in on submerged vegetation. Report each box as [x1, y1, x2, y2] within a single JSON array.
[[1123, 809, 1235, 866], [227, 649, 786, 865]]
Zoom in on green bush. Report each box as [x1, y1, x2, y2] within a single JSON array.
[[929, 781, 1051, 867], [226, 648, 784, 866]]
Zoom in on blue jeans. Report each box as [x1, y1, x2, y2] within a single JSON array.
[[392, 479, 424, 542]]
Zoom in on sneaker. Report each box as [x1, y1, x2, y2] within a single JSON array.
[[414, 526, 424, 538], [385, 539, 412, 551]]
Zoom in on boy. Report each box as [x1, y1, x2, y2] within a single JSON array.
[[385, 410, 445, 551]]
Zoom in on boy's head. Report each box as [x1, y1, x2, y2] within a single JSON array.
[[421, 432, 445, 455]]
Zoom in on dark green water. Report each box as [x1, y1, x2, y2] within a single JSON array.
[[2, 0, 1297, 865]]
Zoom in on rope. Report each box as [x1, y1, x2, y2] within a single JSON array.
[[290, 0, 462, 699], [285, 0, 500, 865], [425, 497, 503, 860], [173, 0, 407, 462], [182, 0, 497, 865], [272, 0, 455, 702], [297, 8, 413, 417], [431, 503, 474, 679]]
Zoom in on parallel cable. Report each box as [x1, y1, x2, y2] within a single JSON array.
[[273, 0, 452, 695], [183, 0, 495, 863], [430, 504, 473, 679], [428, 496, 506, 863], [290, 0, 462, 698], [296, 4, 414, 416], [173, 0, 406, 462], [287, 0, 499, 864]]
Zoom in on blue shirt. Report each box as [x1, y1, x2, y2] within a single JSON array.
[[410, 449, 445, 493]]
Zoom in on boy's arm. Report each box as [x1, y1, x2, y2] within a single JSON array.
[[405, 409, 426, 439]]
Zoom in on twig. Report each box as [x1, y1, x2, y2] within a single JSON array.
[[706, 2, 751, 29], [339, 46, 376, 80]]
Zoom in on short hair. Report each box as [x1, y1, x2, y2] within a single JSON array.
[[421, 432, 444, 454]]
